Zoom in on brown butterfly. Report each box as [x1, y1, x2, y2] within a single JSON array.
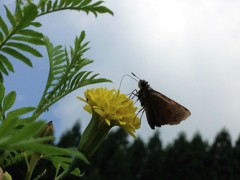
[[135, 78, 191, 129]]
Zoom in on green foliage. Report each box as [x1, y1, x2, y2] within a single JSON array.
[[0, 87, 17, 118], [33, 32, 111, 117], [0, 3, 44, 77], [0, 95, 87, 168], [0, 0, 113, 81], [5, 122, 240, 179], [0, 0, 113, 179], [38, 0, 114, 17]]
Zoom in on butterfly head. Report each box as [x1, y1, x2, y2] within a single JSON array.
[[138, 80, 149, 89]]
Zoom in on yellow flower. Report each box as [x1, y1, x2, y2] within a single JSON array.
[[78, 88, 140, 137]]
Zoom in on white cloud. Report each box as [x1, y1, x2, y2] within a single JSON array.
[[50, 0, 240, 144]]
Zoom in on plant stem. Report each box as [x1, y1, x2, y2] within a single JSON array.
[[25, 153, 41, 180], [56, 113, 111, 179]]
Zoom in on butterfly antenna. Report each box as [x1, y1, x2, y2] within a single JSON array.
[[131, 72, 141, 80], [118, 74, 138, 92]]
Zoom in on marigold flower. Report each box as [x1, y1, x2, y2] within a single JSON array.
[[78, 88, 140, 137]]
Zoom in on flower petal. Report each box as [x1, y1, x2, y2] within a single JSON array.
[[83, 105, 92, 114]]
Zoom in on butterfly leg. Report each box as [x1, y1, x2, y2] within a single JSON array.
[[133, 107, 145, 125], [128, 89, 138, 99]]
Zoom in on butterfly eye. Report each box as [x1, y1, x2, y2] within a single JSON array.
[[138, 81, 143, 88], [139, 80, 148, 88]]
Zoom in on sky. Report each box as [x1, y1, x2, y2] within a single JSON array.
[[2, 0, 240, 146]]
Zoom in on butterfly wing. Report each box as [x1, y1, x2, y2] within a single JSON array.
[[143, 89, 191, 129]]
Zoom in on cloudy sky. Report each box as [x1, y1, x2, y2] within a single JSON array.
[[2, 0, 240, 145]]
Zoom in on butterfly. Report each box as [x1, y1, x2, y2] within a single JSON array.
[[136, 78, 191, 129]]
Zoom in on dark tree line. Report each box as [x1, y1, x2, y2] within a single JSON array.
[[5, 122, 240, 179], [82, 128, 240, 180]]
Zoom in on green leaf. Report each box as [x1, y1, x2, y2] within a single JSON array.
[[0, 62, 8, 75], [71, 0, 82, 6], [17, 4, 39, 29], [15, 3, 23, 22], [38, 0, 46, 11], [6, 121, 44, 145], [11, 36, 45, 45], [70, 167, 81, 176], [0, 47, 33, 67], [0, 72, 3, 83], [3, 91, 16, 111], [59, 0, 66, 7], [30, 21, 42, 27], [47, 0, 52, 11], [15, 142, 88, 163], [90, 1, 102, 6], [0, 82, 5, 103], [5, 42, 42, 57], [94, 6, 114, 15], [0, 116, 18, 138], [0, 54, 14, 72], [4, 5, 16, 28], [23, 4, 38, 23], [0, 31, 3, 42], [53, 58, 65, 66], [53, 0, 58, 10], [65, 0, 72, 7], [80, 0, 92, 7], [17, 29, 43, 38], [69, 71, 84, 89], [7, 107, 35, 119], [78, 30, 85, 42], [0, 16, 9, 36]]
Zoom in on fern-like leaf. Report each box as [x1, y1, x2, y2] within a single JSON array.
[[0, 3, 44, 79], [0, 150, 23, 168], [38, 0, 113, 17], [0, 16, 9, 37], [0, 86, 87, 168], [1, 47, 33, 67], [0, 119, 87, 168], [0, 107, 87, 168], [33, 31, 111, 117], [0, 54, 14, 75]]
